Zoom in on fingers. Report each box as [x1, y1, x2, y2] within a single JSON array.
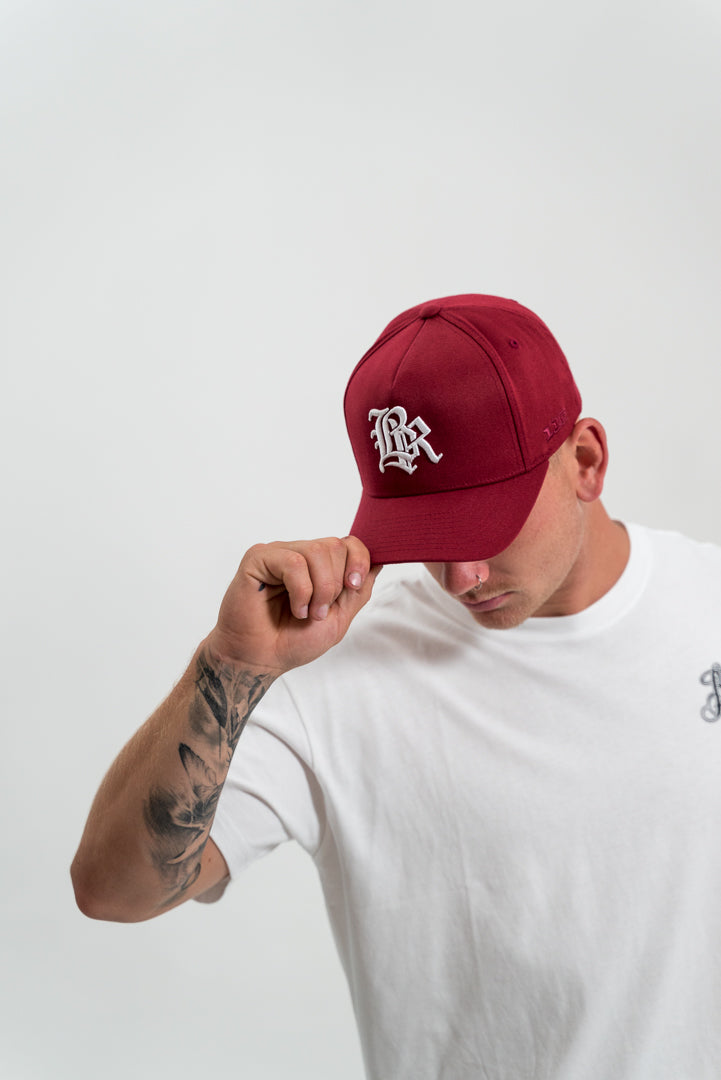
[[301, 539, 348, 621], [339, 534, 374, 593], [248, 536, 375, 622], [254, 547, 316, 621]]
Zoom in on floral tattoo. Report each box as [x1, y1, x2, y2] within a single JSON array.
[[143, 649, 273, 907]]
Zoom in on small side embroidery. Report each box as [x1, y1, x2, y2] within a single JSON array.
[[700, 663, 721, 722], [543, 408, 568, 441]]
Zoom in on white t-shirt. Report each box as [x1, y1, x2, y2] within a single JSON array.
[[211, 524, 721, 1079]]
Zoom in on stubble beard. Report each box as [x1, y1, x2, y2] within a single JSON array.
[[467, 595, 536, 630]]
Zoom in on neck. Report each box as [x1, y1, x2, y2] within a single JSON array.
[[539, 502, 630, 617]]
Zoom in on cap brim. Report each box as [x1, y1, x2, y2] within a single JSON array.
[[349, 459, 549, 564]]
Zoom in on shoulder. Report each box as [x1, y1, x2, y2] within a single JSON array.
[[632, 522, 721, 567], [629, 522, 721, 610]]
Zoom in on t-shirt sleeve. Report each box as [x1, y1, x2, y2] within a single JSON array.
[[209, 675, 325, 880]]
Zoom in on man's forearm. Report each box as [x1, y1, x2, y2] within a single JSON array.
[[71, 536, 378, 921], [71, 642, 275, 922]]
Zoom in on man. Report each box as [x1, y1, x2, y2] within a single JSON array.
[[72, 295, 721, 1079]]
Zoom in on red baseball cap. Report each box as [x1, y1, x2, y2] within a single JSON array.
[[344, 294, 582, 564]]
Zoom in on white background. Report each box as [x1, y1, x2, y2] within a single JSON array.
[[3, 1, 721, 1077]]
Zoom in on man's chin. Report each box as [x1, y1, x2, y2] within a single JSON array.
[[467, 596, 535, 630]]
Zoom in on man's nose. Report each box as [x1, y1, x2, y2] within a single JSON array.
[[440, 561, 491, 596]]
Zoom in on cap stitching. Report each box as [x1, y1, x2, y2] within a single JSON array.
[[440, 311, 529, 469], [343, 313, 424, 418], [388, 320, 426, 394]]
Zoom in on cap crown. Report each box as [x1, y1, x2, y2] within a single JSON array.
[[345, 294, 581, 499]]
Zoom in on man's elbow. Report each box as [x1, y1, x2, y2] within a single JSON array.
[[70, 856, 154, 924]]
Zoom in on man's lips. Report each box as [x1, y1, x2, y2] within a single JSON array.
[[460, 591, 513, 612]]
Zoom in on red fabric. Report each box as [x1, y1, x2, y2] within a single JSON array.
[[344, 294, 582, 563]]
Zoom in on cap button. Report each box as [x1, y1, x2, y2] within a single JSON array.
[[418, 302, 442, 319]]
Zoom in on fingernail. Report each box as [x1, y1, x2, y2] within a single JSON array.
[[298, 605, 309, 619], [315, 604, 329, 620], [348, 572, 362, 588]]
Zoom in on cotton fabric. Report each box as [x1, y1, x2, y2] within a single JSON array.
[[211, 524, 721, 1079]]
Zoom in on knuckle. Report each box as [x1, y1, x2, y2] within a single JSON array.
[[244, 542, 267, 561], [305, 537, 339, 560], [285, 550, 309, 574]]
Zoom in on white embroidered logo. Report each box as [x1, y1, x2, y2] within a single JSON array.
[[368, 406, 443, 475]]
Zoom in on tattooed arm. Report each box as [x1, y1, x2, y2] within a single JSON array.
[[71, 536, 381, 922], [71, 644, 275, 921], [143, 651, 271, 904]]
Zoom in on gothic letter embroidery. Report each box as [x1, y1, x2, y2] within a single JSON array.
[[700, 663, 721, 722], [369, 406, 443, 475]]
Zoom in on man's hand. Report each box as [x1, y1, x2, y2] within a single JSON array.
[[206, 536, 382, 675], [71, 535, 381, 922]]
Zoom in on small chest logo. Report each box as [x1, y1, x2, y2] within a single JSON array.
[[700, 663, 721, 722], [369, 406, 443, 475]]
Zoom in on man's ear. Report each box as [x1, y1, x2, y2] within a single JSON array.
[[568, 418, 609, 503]]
